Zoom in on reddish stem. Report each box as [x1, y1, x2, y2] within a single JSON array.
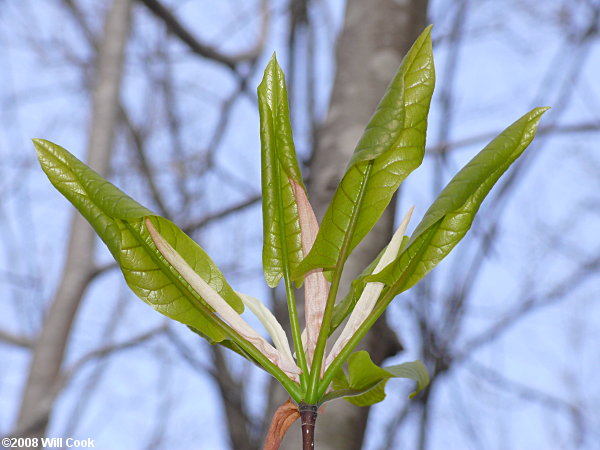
[[299, 402, 318, 450]]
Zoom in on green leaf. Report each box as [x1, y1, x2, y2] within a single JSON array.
[[326, 351, 429, 406], [121, 216, 244, 330], [294, 26, 435, 280], [33, 139, 151, 258], [258, 54, 305, 287], [372, 107, 549, 294], [34, 139, 243, 343]]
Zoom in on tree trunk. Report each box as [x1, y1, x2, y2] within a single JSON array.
[[13, 0, 132, 442], [281, 0, 429, 448]]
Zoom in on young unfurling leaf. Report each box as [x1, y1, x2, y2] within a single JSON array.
[[258, 54, 305, 288], [258, 54, 317, 378], [146, 218, 301, 377], [325, 207, 414, 369], [236, 291, 296, 365]]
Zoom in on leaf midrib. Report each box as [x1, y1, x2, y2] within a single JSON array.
[[331, 160, 374, 313], [122, 220, 226, 331]]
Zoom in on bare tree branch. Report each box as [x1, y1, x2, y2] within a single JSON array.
[[163, 326, 215, 375], [60, 293, 130, 437], [429, 121, 600, 156], [164, 328, 261, 448], [63, 324, 168, 381], [467, 360, 585, 445], [0, 329, 32, 349], [120, 105, 173, 218], [211, 346, 261, 450], [181, 194, 262, 235], [137, 0, 269, 69], [458, 253, 600, 360]]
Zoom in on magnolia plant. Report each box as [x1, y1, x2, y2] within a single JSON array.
[[35, 26, 547, 449]]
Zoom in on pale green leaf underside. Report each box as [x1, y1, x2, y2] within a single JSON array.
[[372, 106, 549, 294], [34, 139, 243, 343], [259, 55, 305, 287], [121, 216, 244, 337], [330, 234, 410, 334], [294, 26, 435, 280], [330, 248, 384, 333], [327, 351, 429, 406]]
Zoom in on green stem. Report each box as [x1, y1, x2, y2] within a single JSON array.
[[306, 162, 374, 403], [317, 222, 441, 398], [284, 274, 309, 391]]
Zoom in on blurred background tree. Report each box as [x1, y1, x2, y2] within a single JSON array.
[[0, 0, 599, 449]]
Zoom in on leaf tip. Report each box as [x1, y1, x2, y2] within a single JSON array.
[[31, 138, 50, 156], [405, 205, 416, 224], [144, 216, 156, 237], [417, 24, 434, 46], [525, 106, 551, 134], [265, 51, 283, 74], [264, 270, 283, 289], [258, 52, 285, 99], [533, 106, 551, 116]]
